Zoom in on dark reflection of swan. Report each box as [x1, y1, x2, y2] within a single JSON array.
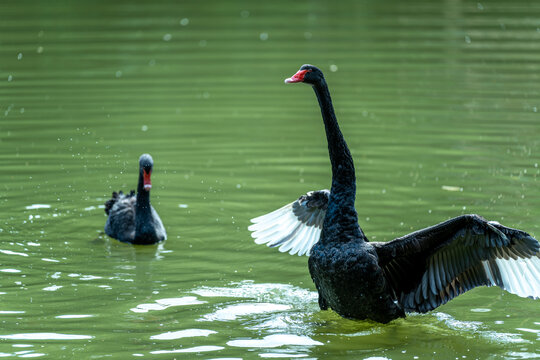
[[250, 64, 540, 323], [104, 154, 166, 245]]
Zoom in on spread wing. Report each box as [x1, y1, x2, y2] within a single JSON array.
[[248, 190, 329, 256], [374, 214, 540, 313]]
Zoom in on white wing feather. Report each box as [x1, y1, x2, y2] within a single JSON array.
[[249, 190, 329, 256], [483, 255, 540, 299]]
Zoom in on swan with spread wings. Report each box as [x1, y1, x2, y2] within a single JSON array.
[[249, 65, 540, 323]]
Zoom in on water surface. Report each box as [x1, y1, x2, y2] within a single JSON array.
[[1, 0, 539, 358]]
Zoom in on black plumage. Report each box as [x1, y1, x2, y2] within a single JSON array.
[[104, 154, 166, 245], [250, 64, 540, 323]]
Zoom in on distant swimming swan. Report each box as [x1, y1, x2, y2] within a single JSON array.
[[249, 64, 540, 323], [105, 154, 166, 245]]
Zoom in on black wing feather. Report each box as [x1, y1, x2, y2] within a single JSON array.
[[374, 214, 540, 313]]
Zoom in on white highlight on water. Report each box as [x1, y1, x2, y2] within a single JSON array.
[[150, 329, 216, 340], [227, 334, 323, 348], [0, 333, 93, 340], [25, 204, 51, 210]]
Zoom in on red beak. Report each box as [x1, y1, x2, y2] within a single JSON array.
[[143, 169, 152, 191], [284, 69, 310, 83]]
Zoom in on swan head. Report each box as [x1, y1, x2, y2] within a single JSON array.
[[139, 154, 153, 191], [284, 64, 324, 85]]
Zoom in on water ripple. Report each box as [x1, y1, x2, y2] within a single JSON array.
[[0, 249, 28, 257], [258, 354, 309, 358], [130, 296, 206, 313], [24, 204, 51, 210], [202, 303, 291, 322], [0, 269, 21, 273], [434, 312, 529, 344], [42, 285, 62, 291], [150, 329, 216, 340], [55, 315, 94, 319], [150, 345, 224, 354], [0, 311, 25, 314], [227, 334, 322, 348], [193, 281, 317, 304], [0, 333, 93, 340]]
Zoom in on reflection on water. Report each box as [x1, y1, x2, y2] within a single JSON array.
[[0, 275, 539, 358], [24, 204, 51, 210], [0, 333, 93, 340], [259, 355, 312, 359], [150, 345, 225, 354], [227, 334, 323, 348], [55, 314, 93, 319], [150, 328, 216, 340], [130, 296, 206, 313]]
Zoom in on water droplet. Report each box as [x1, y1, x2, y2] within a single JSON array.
[[17, 53, 23, 60], [477, 2, 484, 10], [141, 125, 148, 131], [179, 18, 189, 26], [329, 64, 338, 72], [240, 10, 250, 18], [259, 32, 268, 41], [7, 75, 12, 82], [115, 70, 122, 78], [163, 33, 172, 41], [465, 35, 471, 44], [36, 46, 44, 54]]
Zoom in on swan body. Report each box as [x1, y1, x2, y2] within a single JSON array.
[[105, 154, 166, 245], [249, 65, 540, 323]]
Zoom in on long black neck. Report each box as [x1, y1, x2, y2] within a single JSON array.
[[313, 80, 363, 242], [135, 171, 152, 235]]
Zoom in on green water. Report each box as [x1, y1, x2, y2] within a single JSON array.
[[1, 0, 539, 358]]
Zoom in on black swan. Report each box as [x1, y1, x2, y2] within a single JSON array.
[[249, 64, 540, 323], [104, 154, 166, 245]]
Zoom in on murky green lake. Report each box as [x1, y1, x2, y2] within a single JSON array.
[[1, 0, 539, 358]]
